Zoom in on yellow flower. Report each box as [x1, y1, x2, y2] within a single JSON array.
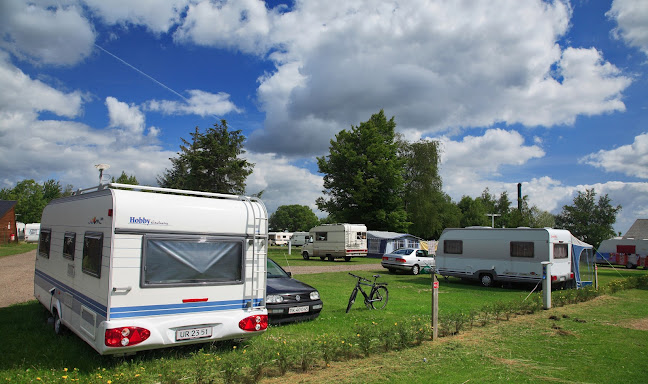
[[108, 381, 112, 384], [356, 333, 360, 337], [62, 376, 68, 380], [395, 322, 398, 326], [63, 368, 68, 372], [135, 374, 140, 378], [36, 378, 41, 381]]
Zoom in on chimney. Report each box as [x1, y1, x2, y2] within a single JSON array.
[[517, 183, 522, 212]]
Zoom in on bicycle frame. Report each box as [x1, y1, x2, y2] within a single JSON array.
[[346, 273, 388, 313]]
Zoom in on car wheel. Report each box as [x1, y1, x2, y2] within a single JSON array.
[[344, 256, 351, 262], [412, 265, 420, 275], [302, 252, 309, 260], [480, 274, 493, 287], [388, 268, 396, 274], [53, 310, 66, 335]]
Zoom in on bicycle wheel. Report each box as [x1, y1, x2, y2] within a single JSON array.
[[346, 287, 358, 313], [369, 286, 388, 310]]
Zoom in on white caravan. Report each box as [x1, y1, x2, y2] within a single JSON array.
[[34, 183, 268, 355], [436, 227, 577, 287], [301, 224, 367, 261], [25, 223, 40, 243], [290, 232, 310, 247], [268, 232, 293, 246], [597, 237, 648, 269]]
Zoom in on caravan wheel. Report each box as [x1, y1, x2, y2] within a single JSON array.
[[302, 252, 310, 260], [53, 310, 67, 335], [480, 274, 493, 287]]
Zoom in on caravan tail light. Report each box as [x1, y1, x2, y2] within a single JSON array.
[[105, 326, 151, 347], [551, 275, 558, 282], [570, 273, 574, 279], [238, 315, 268, 332]]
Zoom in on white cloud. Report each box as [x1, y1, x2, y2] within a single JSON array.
[[244, 152, 324, 216], [0, 0, 95, 66], [145, 90, 242, 117], [607, 0, 648, 58], [580, 132, 648, 179], [106, 96, 159, 146], [83, 0, 188, 34]]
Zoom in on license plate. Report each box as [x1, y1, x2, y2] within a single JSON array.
[[176, 326, 212, 341], [288, 305, 309, 314]]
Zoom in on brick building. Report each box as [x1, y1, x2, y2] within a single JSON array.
[[0, 200, 18, 244]]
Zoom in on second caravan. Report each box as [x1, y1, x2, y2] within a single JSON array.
[[436, 227, 582, 287], [301, 224, 367, 261]]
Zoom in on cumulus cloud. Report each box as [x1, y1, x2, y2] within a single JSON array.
[[83, 0, 188, 34], [145, 90, 242, 117], [607, 0, 648, 58], [580, 132, 648, 179], [106, 96, 159, 147], [0, 0, 95, 66]]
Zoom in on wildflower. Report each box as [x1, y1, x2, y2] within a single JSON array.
[[135, 374, 140, 378], [63, 368, 68, 372], [62, 376, 68, 380], [36, 378, 41, 381]]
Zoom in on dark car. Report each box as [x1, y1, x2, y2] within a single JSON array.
[[266, 258, 323, 324]]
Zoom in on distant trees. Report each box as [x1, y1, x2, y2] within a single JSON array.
[[555, 189, 621, 248], [112, 171, 138, 185], [158, 120, 254, 195], [269, 205, 320, 232], [0, 179, 62, 223], [317, 110, 409, 232]]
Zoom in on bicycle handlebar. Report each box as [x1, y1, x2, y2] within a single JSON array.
[[348, 272, 387, 285]]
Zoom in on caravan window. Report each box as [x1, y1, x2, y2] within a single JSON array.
[[38, 229, 51, 259], [142, 236, 244, 287], [444, 240, 463, 254], [511, 242, 534, 258], [82, 232, 104, 278], [553, 243, 568, 259], [63, 232, 76, 260], [357, 232, 367, 240], [316, 232, 328, 241]]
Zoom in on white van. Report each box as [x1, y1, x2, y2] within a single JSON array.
[[436, 227, 577, 287], [34, 183, 268, 355], [301, 224, 367, 261], [25, 223, 40, 243], [290, 232, 310, 247]]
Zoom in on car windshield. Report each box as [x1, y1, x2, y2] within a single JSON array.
[[393, 248, 414, 255], [267, 259, 290, 278]]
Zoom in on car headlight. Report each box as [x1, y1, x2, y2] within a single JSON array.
[[310, 291, 320, 300], [266, 295, 284, 303]]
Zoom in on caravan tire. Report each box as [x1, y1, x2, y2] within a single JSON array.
[[480, 274, 493, 287], [53, 310, 67, 335], [320, 256, 326, 261], [626, 262, 634, 269], [302, 252, 310, 260], [328, 256, 335, 262]]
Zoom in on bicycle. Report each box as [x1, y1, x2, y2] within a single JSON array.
[[346, 273, 389, 313]]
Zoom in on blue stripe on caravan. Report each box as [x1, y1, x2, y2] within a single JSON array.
[[34, 269, 108, 318], [110, 299, 264, 319]]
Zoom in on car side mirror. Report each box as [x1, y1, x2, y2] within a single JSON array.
[[287, 272, 292, 277]]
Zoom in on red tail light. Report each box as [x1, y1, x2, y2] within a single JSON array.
[[569, 273, 574, 279], [239, 315, 268, 332], [551, 275, 557, 282], [396, 258, 406, 263], [382, 256, 388, 261], [105, 327, 151, 347]]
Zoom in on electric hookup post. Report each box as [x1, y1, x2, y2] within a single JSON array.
[[431, 274, 439, 341], [541, 261, 552, 309]]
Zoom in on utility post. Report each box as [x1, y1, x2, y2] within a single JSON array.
[[485, 213, 501, 228]]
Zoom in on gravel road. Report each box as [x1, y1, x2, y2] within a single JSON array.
[[0, 250, 381, 308]]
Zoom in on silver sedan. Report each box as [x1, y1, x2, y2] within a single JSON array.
[[381, 248, 435, 275]]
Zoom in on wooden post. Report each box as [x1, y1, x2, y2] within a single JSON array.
[[431, 274, 438, 341]]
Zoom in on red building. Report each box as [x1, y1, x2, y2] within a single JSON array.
[[0, 200, 18, 244]]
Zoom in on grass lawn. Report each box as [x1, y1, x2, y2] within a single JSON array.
[[0, 242, 36, 258]]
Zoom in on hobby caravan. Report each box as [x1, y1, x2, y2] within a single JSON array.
[[436, 227, 580, 287], [34, 183, 268, 355]]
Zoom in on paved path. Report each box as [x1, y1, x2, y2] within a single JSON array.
[[0, 250, 36, 308]]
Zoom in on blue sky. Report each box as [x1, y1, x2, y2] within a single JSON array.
[[0, 0, 646, 235]]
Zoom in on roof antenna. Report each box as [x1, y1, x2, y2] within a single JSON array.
[[95, 164, 111, 185]]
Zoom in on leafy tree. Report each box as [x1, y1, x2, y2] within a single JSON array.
[[269, 205, 320, 232], [555, 188, 621, 248], [158, 120, 254, 195], [457, 195, 488, 227], [42, 179, 62, 201], [316, 110, 408, 232], [112, 171, 138, 185], [0, 180, 47, 223]]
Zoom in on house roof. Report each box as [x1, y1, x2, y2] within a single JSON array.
[[623, 219, 648, 239], [367, 230, 420, 240], [0, 200, 17, 218]]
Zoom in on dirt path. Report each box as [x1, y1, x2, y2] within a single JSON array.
[[0, 250, 380, 308], [0, 250, 36, 308]]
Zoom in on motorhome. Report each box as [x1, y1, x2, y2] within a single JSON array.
[[301, 224, 367, 261], [436, 227, 583, 287], [290, 231, 310, 247], [25, 223, 40, 243], [268, 232, 293, 246], [34, 183, 268, 355], [597, 237, 648, 269]]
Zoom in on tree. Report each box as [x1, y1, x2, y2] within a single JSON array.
[[555, 188, 621, 248], [0, 180, 47, 223], [157, 120, 254, 195], [457, 195, 488, 227], [316, 110, 408, 232], [112, 171, 138, 185], [269, 205, 320, 232], [400, 139, 453, 239]]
